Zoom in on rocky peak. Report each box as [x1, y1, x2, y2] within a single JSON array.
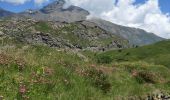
[[40, 0, 89, 14], [57, 0, 66, 5], [40, 0, 66, 13], [20, 0, 89, 22]]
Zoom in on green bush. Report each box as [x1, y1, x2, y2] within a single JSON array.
[[86, 68, 111, 93], [135, 71, 157, 84], [97, 55, 112, 64]]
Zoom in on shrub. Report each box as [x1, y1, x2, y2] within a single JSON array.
[[86, 68, 111, 93], [97, 55, 112, 64], [135, 71, 158, 84]]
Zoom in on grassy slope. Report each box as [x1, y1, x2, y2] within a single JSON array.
[[97, 40, 170, 68], [0, 39, 170, 99], [0, 45, 103, 100]]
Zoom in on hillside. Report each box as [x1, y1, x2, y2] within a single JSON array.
[[0, 17, 170, 100], [0, 18, 129, 51], [0, 37, 170, 99], [90, 19, 164, 46], [96, 40, 170, 68]]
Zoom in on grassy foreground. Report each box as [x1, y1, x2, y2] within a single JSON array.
[[0, 40, 170, 99]]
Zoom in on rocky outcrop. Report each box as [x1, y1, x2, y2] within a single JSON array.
[[147, 90, 170, 100], [0, 18, 130, 51], [0, 31, 4, 36]]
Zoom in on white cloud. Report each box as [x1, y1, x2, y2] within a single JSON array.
[[34, 0, 49, 5], [0, 0, 48, 5], [64, 0, 170, 38], [0, 0, 30, 5]]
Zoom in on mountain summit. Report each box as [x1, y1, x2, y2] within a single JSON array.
[[40, 0, 66, 13], [20, 0, 89, 22]]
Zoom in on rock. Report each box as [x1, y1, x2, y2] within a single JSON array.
[[0, 31, 4, 36], [0, 19, 130, 51], [147, 90, 170, 100]]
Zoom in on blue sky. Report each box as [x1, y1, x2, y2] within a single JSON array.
[[159, 0, 170, 13], [0, 0, 55, 12], [0, 0, 169, 14], [135, 0, 170, 14]]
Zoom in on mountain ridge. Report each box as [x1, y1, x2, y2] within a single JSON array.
[[89, 18, 164, 45], [0, 8, 14, 17]]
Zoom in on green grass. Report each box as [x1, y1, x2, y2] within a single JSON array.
[[0, 40, 170, 99], [0, 45, 104, 99], [35, 22, 53, 33]]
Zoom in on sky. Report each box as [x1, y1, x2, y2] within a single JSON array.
[[0, 0, 170, 38]]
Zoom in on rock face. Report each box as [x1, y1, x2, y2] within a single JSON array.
[[0, 18, 130, 51], [90, 19, 164, 46], [20, 0, 89, 22]]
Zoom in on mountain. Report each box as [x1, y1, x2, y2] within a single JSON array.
[[18, 0, 164, 46], [20, 0, 89, 22], [0, 0, 165, 46], [90, 19, 164, 46], [0, 8, 14, 17]]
